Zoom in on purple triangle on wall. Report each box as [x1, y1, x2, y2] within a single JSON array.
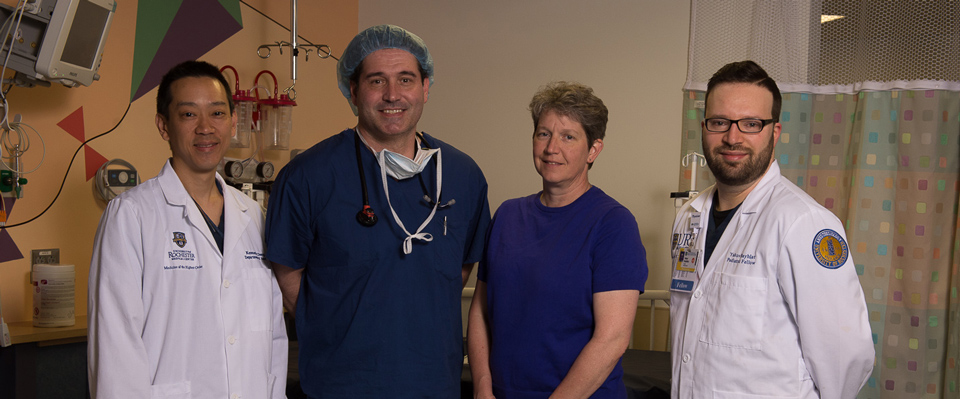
[[132, 0, 243, 101], [0, 197, 23, 263]]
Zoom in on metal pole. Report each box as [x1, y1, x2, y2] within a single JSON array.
[[290, 0, 298, 81]]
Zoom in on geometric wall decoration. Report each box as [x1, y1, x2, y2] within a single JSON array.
[[56, 107, 108, 181], [0, 197, 23, 262], [130, 0, 243, 102]]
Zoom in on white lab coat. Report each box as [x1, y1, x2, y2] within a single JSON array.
[[669, 161, 874, 399], [88, 160, 287, 399]]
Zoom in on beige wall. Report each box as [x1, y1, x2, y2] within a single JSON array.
[[359, 0, 691, 290], [0, 0, 692, 326], [0, 0, 358, 323]]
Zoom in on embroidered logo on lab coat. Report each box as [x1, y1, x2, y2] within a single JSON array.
[[812, 229, 848, 269], [672, 232, 696, 258], [172, 232, 187, 248]]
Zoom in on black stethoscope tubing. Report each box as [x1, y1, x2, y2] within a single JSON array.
[[354, 131, 446, 227], [355, 133, 379, 226]]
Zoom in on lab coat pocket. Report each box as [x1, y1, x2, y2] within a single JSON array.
[[699, 273, 767, 350], [150, 380, 191, 398]]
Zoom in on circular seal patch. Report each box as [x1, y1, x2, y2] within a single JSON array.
[[812, 229, 848, 269]]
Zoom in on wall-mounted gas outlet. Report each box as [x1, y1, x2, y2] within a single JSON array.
[[32, 248, 60, 265]]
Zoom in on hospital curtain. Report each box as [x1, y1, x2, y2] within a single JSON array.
[[681, 1, 960, 398]]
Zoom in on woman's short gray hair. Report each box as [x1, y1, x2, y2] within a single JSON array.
[[529, 81, 608, 147]]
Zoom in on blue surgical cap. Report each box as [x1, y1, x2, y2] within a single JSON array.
[[337, 25, 434, 115]]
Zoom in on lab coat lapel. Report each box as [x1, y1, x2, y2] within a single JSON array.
[[220, 173, 251, 258], [699, 161, 782, 281], [686, 185, 713, 215], [737, 161, 781, 216], [157, 160, 221, 256], [693, 186, 723, 283]]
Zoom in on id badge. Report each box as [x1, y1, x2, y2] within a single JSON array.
[[671, 248, 701, 293], [671, 212, 703, 293], [690, 212, 703, 230]]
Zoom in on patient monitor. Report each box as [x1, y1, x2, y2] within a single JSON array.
[[0, 0, 116, 87]]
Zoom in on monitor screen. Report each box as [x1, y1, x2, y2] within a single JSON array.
[[34, 0, 116, 87], [60, 0, 111, 69]]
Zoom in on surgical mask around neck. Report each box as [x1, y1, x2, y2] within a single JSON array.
[[354, 130, 444, 254], [355, 130, 439, 180], [379, 146, 440, 180], [376, 143, 444, 255]]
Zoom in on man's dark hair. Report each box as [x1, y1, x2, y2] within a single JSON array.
[[705, 60, 782, 120], [156, 60, 234, 118], [349, 56, 430, 89]]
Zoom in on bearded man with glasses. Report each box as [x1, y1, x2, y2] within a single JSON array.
[[667, 60, 874, 399]]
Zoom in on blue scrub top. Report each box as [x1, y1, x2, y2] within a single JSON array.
[[266, 129, 491, 398]]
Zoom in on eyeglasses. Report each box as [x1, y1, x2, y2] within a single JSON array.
[[703, 118, 777, 133]]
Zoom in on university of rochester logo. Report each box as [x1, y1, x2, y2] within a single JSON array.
[[812, 229, 848, 269], [172, 232, 187, 248]]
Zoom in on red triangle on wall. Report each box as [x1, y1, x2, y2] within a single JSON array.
[[57, 107, 85, 142], [85, 146, 109, 181]]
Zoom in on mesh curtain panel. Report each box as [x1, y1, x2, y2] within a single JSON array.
[[686, 0, 960, 93], [681, 1, 960, 398]]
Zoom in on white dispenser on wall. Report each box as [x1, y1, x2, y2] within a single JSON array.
[[32, 264, 76, 327]]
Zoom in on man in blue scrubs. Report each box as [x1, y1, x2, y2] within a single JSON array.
[[265, 25, 491, 398]]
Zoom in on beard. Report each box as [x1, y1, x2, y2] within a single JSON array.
[[703, 133, 775, 187]]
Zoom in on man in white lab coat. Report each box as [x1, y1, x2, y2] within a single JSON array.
[[87, 60, 287, 398], [669, 60, 874, 399]]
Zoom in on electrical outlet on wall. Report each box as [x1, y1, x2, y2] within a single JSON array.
[[32, 248, 60, 265]]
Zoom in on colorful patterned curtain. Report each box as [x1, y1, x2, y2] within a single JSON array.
[[678, 90, 960, 397], [685, 1, 960, 396]]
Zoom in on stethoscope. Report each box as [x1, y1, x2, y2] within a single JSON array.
[[354, 132, 452, 227], [355, 132, 379, 226]]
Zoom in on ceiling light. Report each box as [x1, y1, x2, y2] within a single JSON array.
[[821, 15, 845, 23]]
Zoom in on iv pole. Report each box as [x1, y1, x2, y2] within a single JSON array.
[[288, 0, 297, 97], [670, 152, 706, 211], [255, 0, 334, 100]]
